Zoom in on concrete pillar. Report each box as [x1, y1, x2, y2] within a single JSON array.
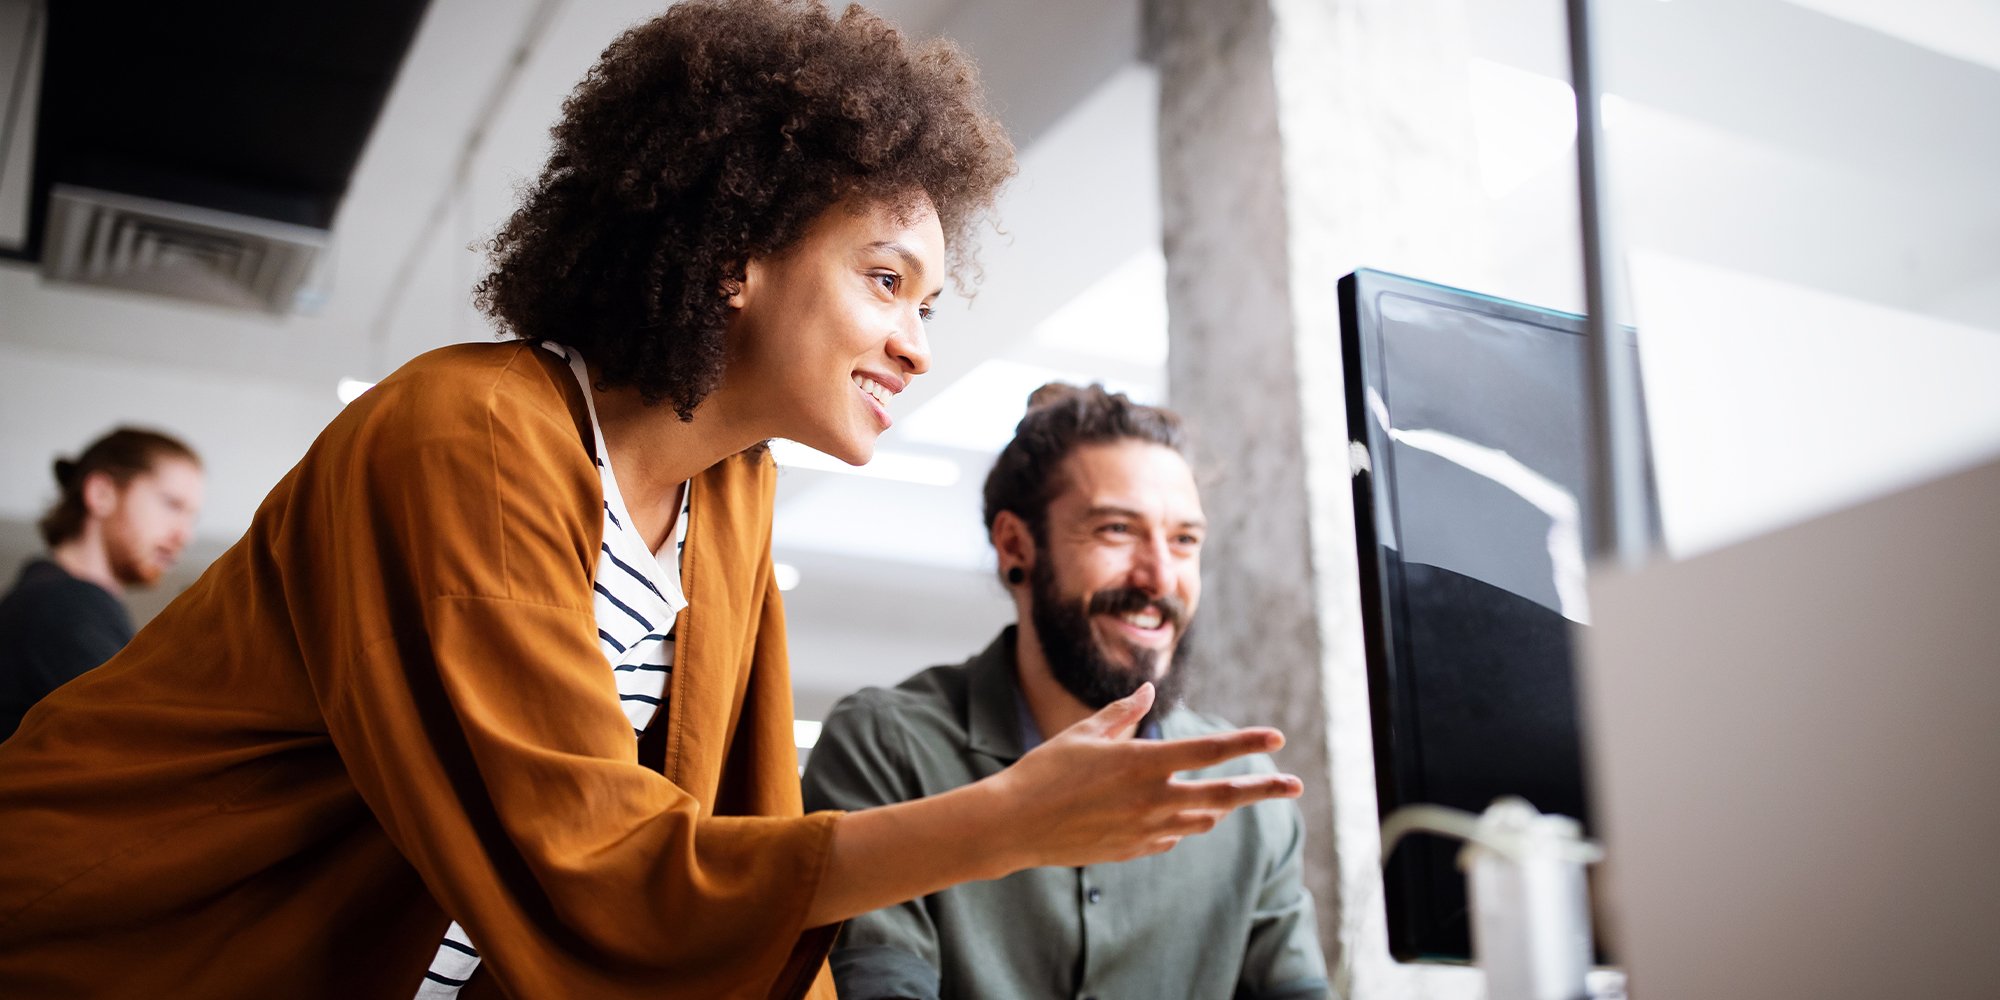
[[1146, 0, 1494, 995]]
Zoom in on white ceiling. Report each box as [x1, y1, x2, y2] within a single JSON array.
[[1, 0, 1994, 719]]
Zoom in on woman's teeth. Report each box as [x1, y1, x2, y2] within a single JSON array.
[[853, 375, 892, 408]]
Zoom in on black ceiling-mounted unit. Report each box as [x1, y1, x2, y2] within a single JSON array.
[[11, 0, 431, 312]]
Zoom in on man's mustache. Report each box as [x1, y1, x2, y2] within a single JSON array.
[[1086, 587, 1188, 631]]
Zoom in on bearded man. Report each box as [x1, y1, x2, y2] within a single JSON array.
[[802, 384, 1328, 1000], [0, 428, 203, 742]]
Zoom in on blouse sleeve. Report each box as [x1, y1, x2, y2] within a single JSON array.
[[300, 354, 837, 999]]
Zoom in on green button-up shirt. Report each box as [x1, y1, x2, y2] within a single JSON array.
[[802, 628, 1329, 1000]]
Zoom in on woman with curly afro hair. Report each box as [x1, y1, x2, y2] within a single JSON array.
[[0, 2, 1301, 998]]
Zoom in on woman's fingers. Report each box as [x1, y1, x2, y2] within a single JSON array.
[[1005, 711, 1303, 870], [1076, 682, 1155, 739], [1140, 727, 1286, 773], [1165, 774, 1304, 814]]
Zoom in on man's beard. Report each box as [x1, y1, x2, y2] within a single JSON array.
[[1028, 559, 1194, 730], [103, 516, 166, 588]]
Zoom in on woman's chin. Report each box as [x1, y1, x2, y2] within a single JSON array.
[[838, 441, 876, 467], [795, 432, 873, 468]]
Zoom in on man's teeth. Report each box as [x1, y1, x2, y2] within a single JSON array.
[[853, 375, 892, 407], [1120, 609, 1163, 629]]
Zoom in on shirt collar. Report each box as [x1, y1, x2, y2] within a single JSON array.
[[963, 625, 1162, 761]]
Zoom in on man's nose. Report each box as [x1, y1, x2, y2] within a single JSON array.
[[1127, 535, 1172, 598]]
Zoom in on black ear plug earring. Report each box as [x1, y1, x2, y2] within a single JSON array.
[[1006, 567, 1025, 585]]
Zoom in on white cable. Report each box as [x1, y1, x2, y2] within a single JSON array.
[[1338, 800, 1604, 997], [1380, 803, 1490, 864], [1388, 800, 1603, 867]]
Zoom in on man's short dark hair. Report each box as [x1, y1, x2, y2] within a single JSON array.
[[981, 383, 1188, 561], [475, 0, 1015, 420], [38, 427, 200, 547]]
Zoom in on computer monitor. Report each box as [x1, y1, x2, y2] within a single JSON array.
[[1338, 268, 1654, 963]]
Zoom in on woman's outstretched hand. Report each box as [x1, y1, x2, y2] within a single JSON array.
[[807, 682, 1302, 927], [978, 682, 1304, 872]]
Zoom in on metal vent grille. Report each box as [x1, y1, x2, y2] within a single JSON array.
[[41, 185, 329, 315]]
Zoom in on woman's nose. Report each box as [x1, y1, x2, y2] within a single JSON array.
[[888, 314, 932, 376]]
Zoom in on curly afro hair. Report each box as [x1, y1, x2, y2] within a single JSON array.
[[476, 0, 1015, 419]]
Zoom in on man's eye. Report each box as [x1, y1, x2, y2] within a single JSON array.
[[1100, 523, 1132, 535]]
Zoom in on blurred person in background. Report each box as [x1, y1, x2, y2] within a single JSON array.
[[0, 3, 1301, 998], [0, 427, 202, 742], [804, 384, 1329, 1000]]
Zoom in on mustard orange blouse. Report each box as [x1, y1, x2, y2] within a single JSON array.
[[0, 341, 840, 999]]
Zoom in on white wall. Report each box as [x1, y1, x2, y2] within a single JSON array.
[[0, 336, 338, 542]]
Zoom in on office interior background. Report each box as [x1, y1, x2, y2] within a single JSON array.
[[1, 0, 1995, 996]]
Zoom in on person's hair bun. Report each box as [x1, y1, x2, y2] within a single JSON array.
[[1025, 381, 1090, 410], [52, 458, 79, 490]]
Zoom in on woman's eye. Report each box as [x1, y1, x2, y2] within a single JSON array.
[[918, 303, 934, 323], [874, 272, 899, 294]]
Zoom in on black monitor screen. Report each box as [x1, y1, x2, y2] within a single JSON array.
[[1339, 268, 1647, 963]]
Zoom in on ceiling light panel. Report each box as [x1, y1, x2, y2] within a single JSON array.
[[897, 358, 1161, 454]]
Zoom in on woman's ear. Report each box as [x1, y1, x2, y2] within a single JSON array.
[[726, 259, 762, 311]]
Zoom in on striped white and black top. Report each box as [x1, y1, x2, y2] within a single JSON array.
[[412, 342, 691, 998]]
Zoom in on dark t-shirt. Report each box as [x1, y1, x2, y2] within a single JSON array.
[[0, 558, 133, 741]]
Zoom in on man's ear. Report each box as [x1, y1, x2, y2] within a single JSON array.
[[991, 510, 1036, 581], [81, 471, 121, 518]]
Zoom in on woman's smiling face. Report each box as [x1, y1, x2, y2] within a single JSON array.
[[723, 195, 945, 465]]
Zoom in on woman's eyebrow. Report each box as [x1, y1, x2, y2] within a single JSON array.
[[863, 241, 941, 296]]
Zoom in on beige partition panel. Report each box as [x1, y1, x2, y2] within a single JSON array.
[[1582, 455, 2000, 999]]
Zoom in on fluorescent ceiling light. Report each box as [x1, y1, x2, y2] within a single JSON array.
[[773, 476, 995, 572], [794, 719, 823, 750], [768, 439, 960, 487], [773, 562, 801, 592], [899, 358, 1160, 454], [336, 377, 375, 405], [1468, 59, 1578, 200], [1030, 249, 1170, 366], [1467, 58, 1632, 201]]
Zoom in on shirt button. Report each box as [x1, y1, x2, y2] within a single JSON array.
[[1086, 888, 1103, 904]]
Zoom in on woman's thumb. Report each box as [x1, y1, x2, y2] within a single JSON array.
[[1086, 682, 1154, 739]]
